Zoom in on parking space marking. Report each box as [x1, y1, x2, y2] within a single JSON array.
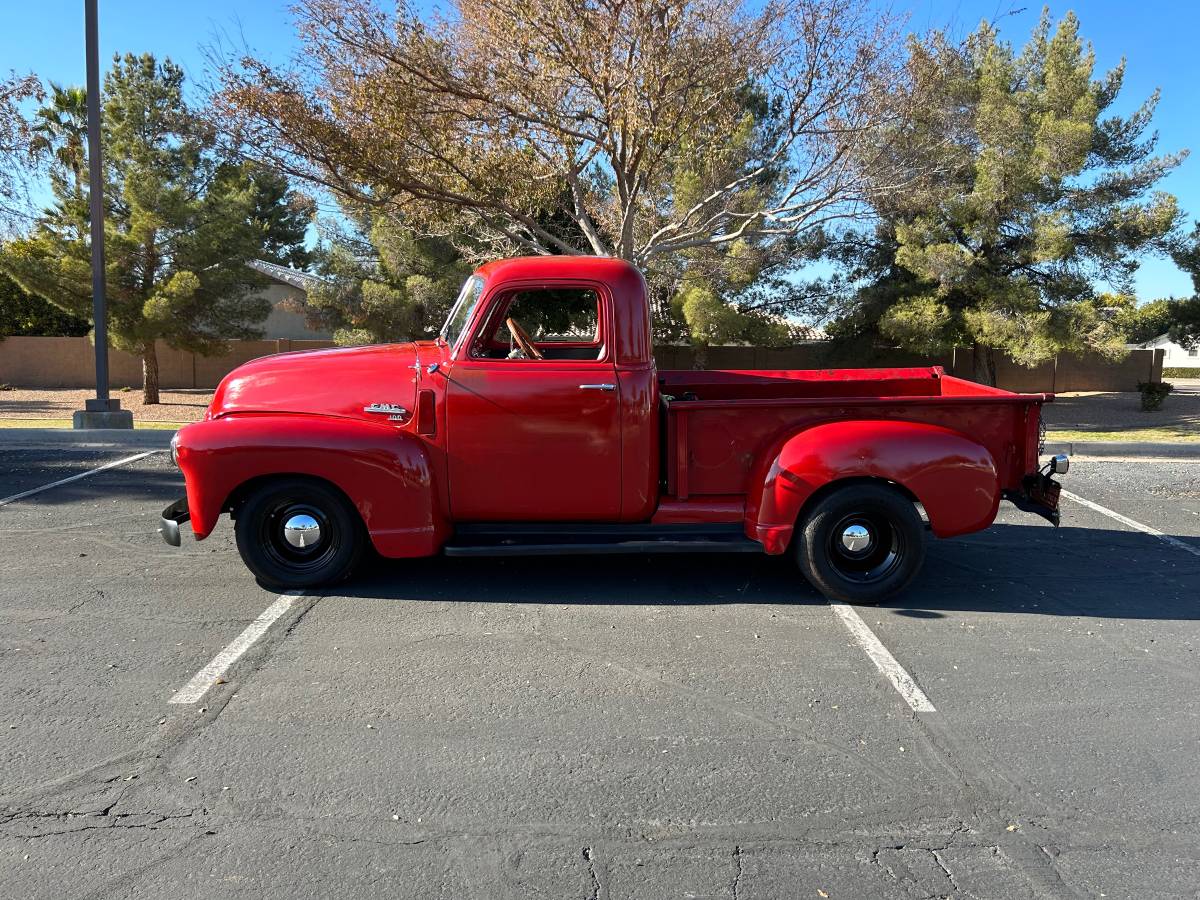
[[828, 599, 936, 713], [0, 450, 160, 507], [1061, 489, 1200, 559], [169, 592, 302, 704]]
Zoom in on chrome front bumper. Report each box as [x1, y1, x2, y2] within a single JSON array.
[[159, 497, 190, 547]]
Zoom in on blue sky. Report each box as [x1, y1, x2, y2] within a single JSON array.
[[4, 0, 1197, 299]]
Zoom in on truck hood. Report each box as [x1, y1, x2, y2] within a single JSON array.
[[209, 343, 423, 422]]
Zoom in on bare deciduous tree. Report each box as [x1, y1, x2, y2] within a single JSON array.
[[0, 72, 44, 237], [214, 0, 908, 268]]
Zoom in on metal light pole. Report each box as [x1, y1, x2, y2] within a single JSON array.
[[74, 0, 131, 428]]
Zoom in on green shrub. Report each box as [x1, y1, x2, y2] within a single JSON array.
[[1162, 366, 1199, 379], [0, 274, 90, 337], [1137, 380, 1173, 411]]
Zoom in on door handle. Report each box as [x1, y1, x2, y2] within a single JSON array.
[[579, 383, 616, 391]]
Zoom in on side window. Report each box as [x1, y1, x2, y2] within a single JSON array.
[[470, 287, 604, 361]]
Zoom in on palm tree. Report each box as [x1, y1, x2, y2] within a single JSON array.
[[30, 83, 89, 200]]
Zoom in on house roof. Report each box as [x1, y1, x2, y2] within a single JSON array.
[[247, 259, 320, 291], [785, 322, 827, 342]]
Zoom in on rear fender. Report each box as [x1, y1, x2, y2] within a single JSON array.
[[746, 420, 1000, 553], [174, 414, 447, 558]]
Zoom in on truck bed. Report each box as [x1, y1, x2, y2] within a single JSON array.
[[660, 366, 1048, 503]]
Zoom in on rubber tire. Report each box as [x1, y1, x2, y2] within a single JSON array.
[[234, 478, 365, 589], [794, 483, 925, 604]]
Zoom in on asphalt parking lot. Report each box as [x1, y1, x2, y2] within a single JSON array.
[[1, 446, 1198, 899]]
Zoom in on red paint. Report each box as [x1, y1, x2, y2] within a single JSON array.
[[172, 256, 1054, 557], [174, 414, 447, 557], [747, 420, 1001, 551], [209, 342, 424, 424], [445, 357, 623, 520], [651, 497, 743, 525]]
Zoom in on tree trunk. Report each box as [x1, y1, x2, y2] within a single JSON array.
[[142, 344, 160, 405], [971, 343, 998, 387], [692, 343, 708, 371]]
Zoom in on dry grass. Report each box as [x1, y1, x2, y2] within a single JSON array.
[[1047, 428, 1200, 443], [0, 417, 182, 430], [1041, 387, 1200, 437]]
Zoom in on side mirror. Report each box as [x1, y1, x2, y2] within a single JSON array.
[[1050, 453, 1070, 475]]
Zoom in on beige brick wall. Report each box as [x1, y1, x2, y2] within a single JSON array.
[[0, 337, 335, 389]]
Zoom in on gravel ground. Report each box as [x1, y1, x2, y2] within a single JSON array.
[[1041, 384, 1200, 433], [0, 388, 213, 422]]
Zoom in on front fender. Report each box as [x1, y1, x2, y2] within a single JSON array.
[[174, 414, 447, 558], [746, 420, 1000, 553]]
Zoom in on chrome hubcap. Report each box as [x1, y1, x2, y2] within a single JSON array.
[[283, 514, 322, 549], [840, 523, 872, 553], [828, 511, 903, 585]]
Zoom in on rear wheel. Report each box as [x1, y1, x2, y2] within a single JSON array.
[[794, 483, 925, 604], [234, 478, 365, 589]]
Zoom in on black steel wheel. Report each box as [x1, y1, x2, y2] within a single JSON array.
[[794, 482, 925, 604], [234, 478, 364, 589]]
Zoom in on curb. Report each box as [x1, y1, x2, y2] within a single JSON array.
[[1046, 440, 1200, 459], [0, 427, 175, 450]]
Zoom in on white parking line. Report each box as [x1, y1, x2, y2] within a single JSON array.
[[0, 450, 160, 507], [828, 599, 936, 713], [169, 592, 303, 704], [1061, 489, 1200, 559]]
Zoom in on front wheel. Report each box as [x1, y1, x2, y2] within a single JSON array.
[[234, 478, 365, 589], [794, 483, 925, 604]]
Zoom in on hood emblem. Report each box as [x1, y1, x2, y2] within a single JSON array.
[[364, 403, 409, 421]]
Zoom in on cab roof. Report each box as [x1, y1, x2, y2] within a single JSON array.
[[470, 256, 651, 366], [473, 255, 643, 283]]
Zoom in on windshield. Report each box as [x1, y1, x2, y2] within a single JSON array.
[[440, 275, 485, 351]]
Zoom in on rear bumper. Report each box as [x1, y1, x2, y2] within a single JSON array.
[[159, 497, 190, 547], [1004, 473, 1062, 526]]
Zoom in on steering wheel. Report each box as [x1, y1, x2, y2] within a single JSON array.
[[505, 316, 544, 360]]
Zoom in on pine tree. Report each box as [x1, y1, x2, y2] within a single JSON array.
[[303, 213, 472, 346], [0, 54, 310, 402], [827, 12, 1185, 384]]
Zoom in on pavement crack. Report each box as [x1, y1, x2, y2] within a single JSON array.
[[731, 845, 743, 900], [930, 848, 963, 895], [1, 807, 201, 841], [310, 830, 429, 847], [583, 845, 602, 900], [0, 593, 329, 820], [529, 631, 900, 786], [67, 588, 106, 615]]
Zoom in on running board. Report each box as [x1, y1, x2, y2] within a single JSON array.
[[443, 523, 763, 557]]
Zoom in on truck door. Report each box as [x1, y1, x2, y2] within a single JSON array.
[[445, 283, 622, 521]]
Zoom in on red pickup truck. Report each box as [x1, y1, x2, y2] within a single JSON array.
[[161, 256, 1067, 603]]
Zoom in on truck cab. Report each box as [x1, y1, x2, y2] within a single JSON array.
[[437, 257, 655, 521], [162, 256, 1066, 604]]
